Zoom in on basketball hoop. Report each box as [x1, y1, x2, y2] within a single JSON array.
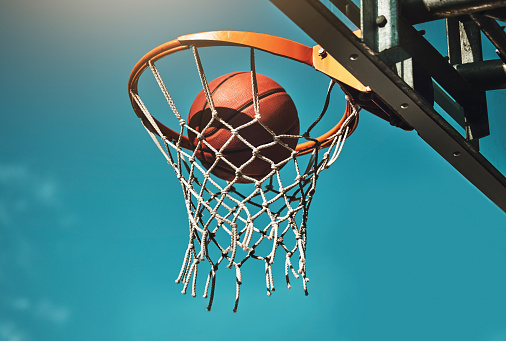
[[128, 31, 368, 311]]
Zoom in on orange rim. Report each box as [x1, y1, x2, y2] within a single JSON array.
[[295, 100, 358, 156], [128, 31, 360, 155]]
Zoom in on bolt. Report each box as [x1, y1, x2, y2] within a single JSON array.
[[318, 48, 327, 58], [376, 15, 387, 27]]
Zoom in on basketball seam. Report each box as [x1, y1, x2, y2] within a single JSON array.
[[201, 88, 288, 139], [197, 72, 245, 129], [196, 73, 244, 163], [199, 118, 300, 155], [188, 72, 299, 182]]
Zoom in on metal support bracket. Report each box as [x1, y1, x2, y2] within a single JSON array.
[[447, 17, 490, 143], [270, 0, 506, 213], [402, 0, 506, 24], [361, 0, 434, 106]]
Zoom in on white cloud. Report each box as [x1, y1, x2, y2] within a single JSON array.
[[34, 299, 70, 325], [0, 165, 29, 182], [0, 163, 73, 229], [10, 297, 30, 311], [34, 180, 59, 207], [0, 164, 69, 278], [10, 297, 70, 326], [0, 321, 29, 341], [0, 164, 60, 206], [0, 165, 72, 337]]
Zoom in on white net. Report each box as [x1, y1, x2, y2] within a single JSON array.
[[130, 46, 359, 312]]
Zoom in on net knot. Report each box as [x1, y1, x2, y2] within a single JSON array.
[[138, 57, 360, 311]]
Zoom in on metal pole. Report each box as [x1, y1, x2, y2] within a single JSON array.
[[484, 8, 506, 22], [402, 0, 506, 24], [446, 18, 489, 142], [470, 13, 506, 62], [456, 59, 506, 90], [329, 0, 361, 27]]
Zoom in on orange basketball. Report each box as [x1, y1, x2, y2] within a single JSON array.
[[188, 72, 300, 183]]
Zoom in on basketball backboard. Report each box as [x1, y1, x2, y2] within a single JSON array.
[[271, 0, 506, 213]]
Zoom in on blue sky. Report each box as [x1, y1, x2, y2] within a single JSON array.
[[1, 1, 506, 340]]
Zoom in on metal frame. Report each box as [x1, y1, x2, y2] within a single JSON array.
[[446, 17, 489, 143], [271, 0, 506, 213], [402, 0, 506, 24]]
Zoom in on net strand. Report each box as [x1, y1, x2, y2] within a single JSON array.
[[136, 47, 359, 312]]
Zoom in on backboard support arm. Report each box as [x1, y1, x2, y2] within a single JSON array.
[[270, 0, 506, 213]]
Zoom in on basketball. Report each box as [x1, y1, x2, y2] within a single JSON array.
[[187, 72, 299, 183]]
